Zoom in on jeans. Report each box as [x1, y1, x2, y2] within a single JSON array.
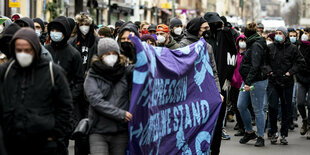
[[297, 82, 310, 125], [237, 80, 268, 137], [268, 84, 293, 137], [89, 132, 129, 155]]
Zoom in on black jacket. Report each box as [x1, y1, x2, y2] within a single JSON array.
[[267, 39, 304, 87], [296, 43, 310, 84], [84, 66, 134, 134], [170, 31, 184, 43], [45, 16, 84, 100], [69, 24, 100, 74], [239, 33, 268, 85], [0, 28, 73, 141]]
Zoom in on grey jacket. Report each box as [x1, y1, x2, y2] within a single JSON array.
[[84, 66, 134, 134], [180, 31, 221, 92]]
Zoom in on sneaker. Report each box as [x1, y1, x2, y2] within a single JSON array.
[[293, 121, 299, 127], [234, 129, 245, 136], [270, 132, 279, 144], [280, 136, 288, 145], [239, 132, 257, 144], [300, 120, 308, 135], [255, 137, 265, 147], [222, 129, 231, 140]]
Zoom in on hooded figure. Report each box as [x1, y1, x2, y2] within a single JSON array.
[[117, 22, 140, 64], [0, 27, 72, 154], [179, 17, 221, 92], [15, 17, 35, 29], [45, 16, 84, 138], [33, 18, 47, 45], [0, 23, 21, 59], [69, 13, 100, 74]]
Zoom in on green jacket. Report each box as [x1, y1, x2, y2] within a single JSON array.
[[158, 36, 180, 50]]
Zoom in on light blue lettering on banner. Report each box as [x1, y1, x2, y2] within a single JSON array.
[[195, 131, 211, 155], [133, 70, 148, 84]]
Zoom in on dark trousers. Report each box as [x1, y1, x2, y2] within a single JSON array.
[[297, 82, 310, 125], [268, 84, 293, 137], [230, 87, 245, 130], [210, 91, 227, 155]]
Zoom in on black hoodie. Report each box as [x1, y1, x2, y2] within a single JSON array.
[[0, 28, 72, 144], [204, 12, 237, 89], [45, 16, 84, 101], [15, 17, 34, 29], [0, 23, 21, 59]]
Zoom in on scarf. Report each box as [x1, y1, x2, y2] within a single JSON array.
[[91, 60, 125, 83]]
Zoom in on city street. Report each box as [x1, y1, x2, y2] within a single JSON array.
[[221, 119, 310, 155]]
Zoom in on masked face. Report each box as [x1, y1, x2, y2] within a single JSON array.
[[16, 52, 33, 67], [79, 25, 90, 35], [15, 39, 35, 67], [301, 34, 309, 41], [142, 29, 149, 35], [275, 35, 284, 42], [290, 37, 296, 43], [239, 41, 247, 49], [50, 31, 64, 42], [174, 27, 183, 35], [103, 54, 118, 67], [157, 35, 166, 44], [35, 30, 41, 37]]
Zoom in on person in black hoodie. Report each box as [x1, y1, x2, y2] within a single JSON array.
[[33, 17, 47, 45], [203, 12, 237, 154], [45, 16, 84, 135], [0, 23, 21, 59], [267, 26, 304, 145], [117, 22, 140, 64], [69, 13, 100, 74], [0, 27, 72, 155], [296, 27, 310, 138], [237, 22, 269, 147]]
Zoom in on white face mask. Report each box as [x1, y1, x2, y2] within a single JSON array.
[[16, 52, 33, 67], [50, 31, 64, 42], [157, 35, 166, 44], [0, 25, 4, 33], [266, 40, 273, 45], [301, 34, 309, 41], [35, 30, 41, 37], [174, 27, 183, 35], [104, 54, 118, 67], [239, 41, 246, 49], [79, 25, 90, 35]]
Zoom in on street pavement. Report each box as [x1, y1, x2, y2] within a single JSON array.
[[221, 118, 310, 155], [68, 118, 310, 155]]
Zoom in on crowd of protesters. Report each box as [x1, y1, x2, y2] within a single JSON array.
[[0, 11, 309, 155]]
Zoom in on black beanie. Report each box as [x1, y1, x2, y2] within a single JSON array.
[[33, 18, 45, 31], [170, 18, 182, 29]]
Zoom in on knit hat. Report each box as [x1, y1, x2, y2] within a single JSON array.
[[75, 13, 93, 25], [170, 18, 182, 29], [268, 33, 275, 41], [148, 24, 157, 31], [97, 38, 120, 57], [98, 26, 112, 38], [276, 26, 288, 37], [33, 18, 45, 31]]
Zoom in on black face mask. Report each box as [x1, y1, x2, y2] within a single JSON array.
[[121, 42, 137, 63], [202, 30, 211, 39]]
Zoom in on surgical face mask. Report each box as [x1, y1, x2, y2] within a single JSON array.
[[157, 35, 166, 44], [35, 30, 41, 37], [174, 27, 183, 35], [104, 54, 118, 67], [275, 35, 283, 42], [0, 25, 3, 33], [50, 31, 63, 42], [239, 41, 246, 49], [266, 40, 273, 45], [290, 37, 296, 43], [301, 34, 309, 41], [79, 25, 90, 35], [16, 52, 33, 67]]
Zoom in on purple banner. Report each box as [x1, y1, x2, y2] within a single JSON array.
[[128, 35, 222, 155]]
